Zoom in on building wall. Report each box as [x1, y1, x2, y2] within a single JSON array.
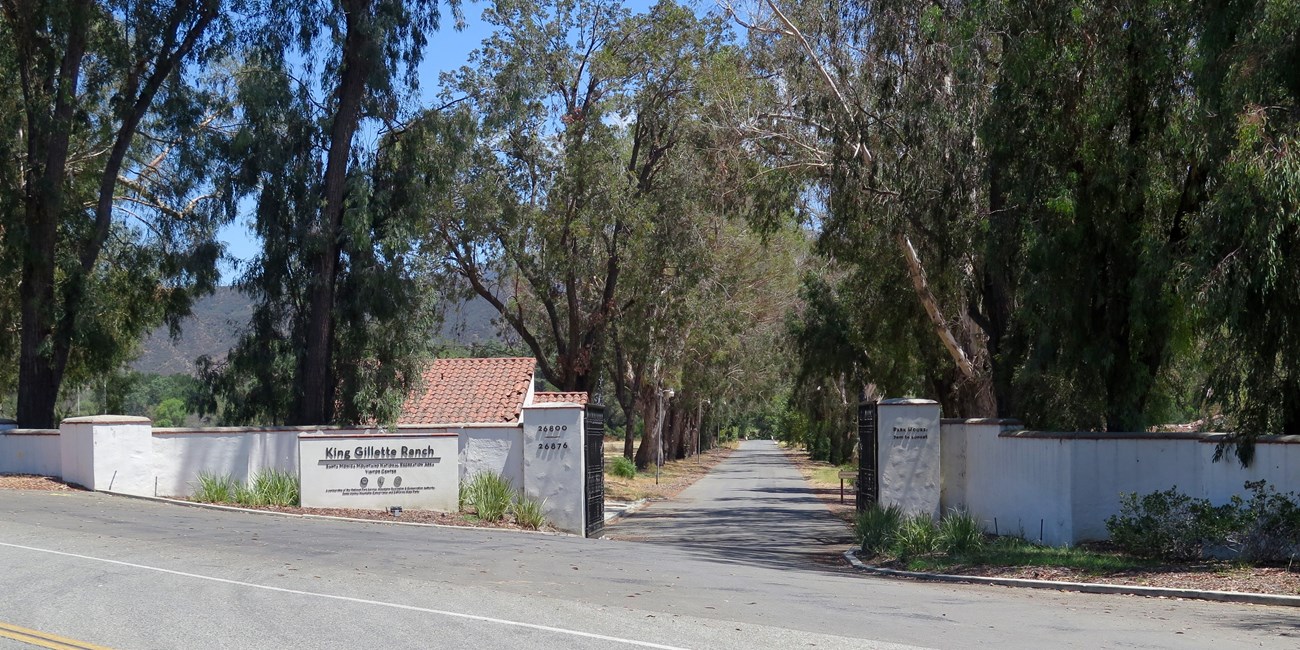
[[152, 428, 305, 497]]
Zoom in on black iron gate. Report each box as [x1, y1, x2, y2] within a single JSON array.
[[856, 401, 879, 512], [584, 405, 606, 538]]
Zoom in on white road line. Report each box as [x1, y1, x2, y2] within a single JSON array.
[[0, 541, 689, 650]]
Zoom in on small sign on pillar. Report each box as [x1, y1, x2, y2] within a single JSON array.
[[876, 398, 941, 519]]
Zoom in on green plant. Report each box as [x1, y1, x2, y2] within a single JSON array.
[[511, 496, 547, 530], [855, 503, 904, 555], [1239, 481, 1300, 564], [193, 472, 235, 503], [250, 469, 300, 507], [234, 481, 259, 506], [890, 514, 939, 561], [609, 456, 636, 479], [1106, 487, 1235, 561], [938, 509, 985, 556], [462, 472, 513, 522]]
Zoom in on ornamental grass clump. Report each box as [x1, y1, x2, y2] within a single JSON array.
[[609, 456, 636, 479], [855, 503, 904, 555], [462, 472, 514, 522], [890, 514, 940, 561], [938, 508, 985, 556], [511, 496, 547, 530], [193, 472, 235, 503], [250, 469, 300, 507]]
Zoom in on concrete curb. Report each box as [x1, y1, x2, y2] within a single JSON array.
[[111, 492, 576, 537], [603, 498, 649, 525], [842, 550, 1300, 608]]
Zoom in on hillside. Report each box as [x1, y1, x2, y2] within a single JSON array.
[[131, 287, 504, 376]]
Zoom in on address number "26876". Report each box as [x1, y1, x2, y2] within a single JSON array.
[[538, 442, 569, 450]]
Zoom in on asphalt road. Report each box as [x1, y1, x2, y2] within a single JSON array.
[[0, 446, 1295, 649], [607, 439, 855, 569]]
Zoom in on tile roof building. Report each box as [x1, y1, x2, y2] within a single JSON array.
[[398, 357, 537, 426], [532, 391, 589, 405]]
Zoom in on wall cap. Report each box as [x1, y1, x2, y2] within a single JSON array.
[[3, 429, 59, 436], [999, 430, 1300, 444], [61, 415, 151, 425], [298, 431, 458, 439], [879, 398, 939, 406], [941, 418, 1024, 425]]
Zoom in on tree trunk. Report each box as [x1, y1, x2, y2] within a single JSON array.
[[14, 0, 92, 428], [294, 0, 373, 425]]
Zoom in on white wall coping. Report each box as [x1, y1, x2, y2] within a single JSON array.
[[880, 398, 938, 405], [62, 415, 151, 425], [4, 429, 60, 436], [941, 418, 1023, 426], [999, 430, 1300, 444], [297, 431, 459, 439]]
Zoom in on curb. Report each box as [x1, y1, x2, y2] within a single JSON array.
[[842, 550, 1300, 608], [111, 492, 575, 537], [603, 499, 649, 525]]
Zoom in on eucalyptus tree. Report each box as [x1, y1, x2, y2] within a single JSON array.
[[721, 0, 1001, 417], [393, 0, 729, 397], [207, 0, 461, 426], [1, 0, 230, 427], [1186, 0, 1300, 463]]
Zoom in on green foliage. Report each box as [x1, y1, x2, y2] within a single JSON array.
[[151, 398, 189, 428], [890, 514, 940, 561], [937, 509, 985, 556], [461, 472, 513, 522], [510, 496, 547, 530], [193, 472, 236, 504], [1106, 486, 1258, 561], [1237, 481, 1300, 564], [608, 456, 636, 479], [191, 470, 299, 507], [855, 504, 905, 555]]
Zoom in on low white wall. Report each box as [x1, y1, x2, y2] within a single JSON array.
[[152, 427, 306, 497], [948, 425, 1300, 546], [445, 425, 525, 489], [520, 404, 587, 535], [0, 430, 61, 477]]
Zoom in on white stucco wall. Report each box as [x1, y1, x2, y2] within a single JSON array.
[[949, 427, 1300, 546], [520, 404, 586, 535], [0, 430, 61, 477], [60, 416, 154, 496], [152, 428, 305, 497], [447, 425, 525, 490]]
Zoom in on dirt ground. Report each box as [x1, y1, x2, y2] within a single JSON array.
[[601, 439, 735, 502], [778, 446, 1300, 597]]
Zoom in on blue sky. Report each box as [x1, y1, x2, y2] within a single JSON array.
[[216, 0, 665, 280]]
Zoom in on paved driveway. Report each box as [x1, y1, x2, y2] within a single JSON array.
[[607, 439, 854, 569]]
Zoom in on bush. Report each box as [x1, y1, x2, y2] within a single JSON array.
[[193, 472, 235, 503], [462, 472, 513, 522], [1107, 487, 1244, 561], [891, 514, 939, 561], [609, 456, 636, 479], [855, 504, 904, 555], [511, 496, 547, 530], [938, 509, 984, 556], [1239, 481, 1300, 564]]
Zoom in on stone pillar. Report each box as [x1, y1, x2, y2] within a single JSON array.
[[520, 404, 585, 534], [877, 399, 942, 519], [59, 415, 154, 496]]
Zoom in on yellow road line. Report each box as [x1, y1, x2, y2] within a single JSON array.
[[0, 622, 112, 650]]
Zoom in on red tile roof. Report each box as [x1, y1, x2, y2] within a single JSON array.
[[398, 357, 536, 425], [533, 391, 589, 405]]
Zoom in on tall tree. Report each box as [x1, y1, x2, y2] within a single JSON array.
[[209, 0, 460, 425], [1, 0, 229, 427]]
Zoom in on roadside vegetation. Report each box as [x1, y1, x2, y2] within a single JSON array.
[[603, 438, 735, 502], [193, 470, 300, 507]]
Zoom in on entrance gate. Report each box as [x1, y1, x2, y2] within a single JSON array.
[[584, 405, 606, 538], [856, 401, 878, 512]]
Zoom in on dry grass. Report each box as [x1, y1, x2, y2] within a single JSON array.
[[602, 438, 735, 502]]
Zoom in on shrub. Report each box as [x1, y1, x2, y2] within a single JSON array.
[[855, 503, 904, 555], [193, 472, 235, 503], [511, 496, 547, 530], [1239, 481, 1300, 564], [609, 456, 636, 479], [1106, 487, 1237, 561], [891, 514, 939, 561], [234, 482, 259, 506], [938, 509, 984, 556], [462, 472, 513, 522]]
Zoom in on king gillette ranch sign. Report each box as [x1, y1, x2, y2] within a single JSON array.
[[299, 432, 459, 511]]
